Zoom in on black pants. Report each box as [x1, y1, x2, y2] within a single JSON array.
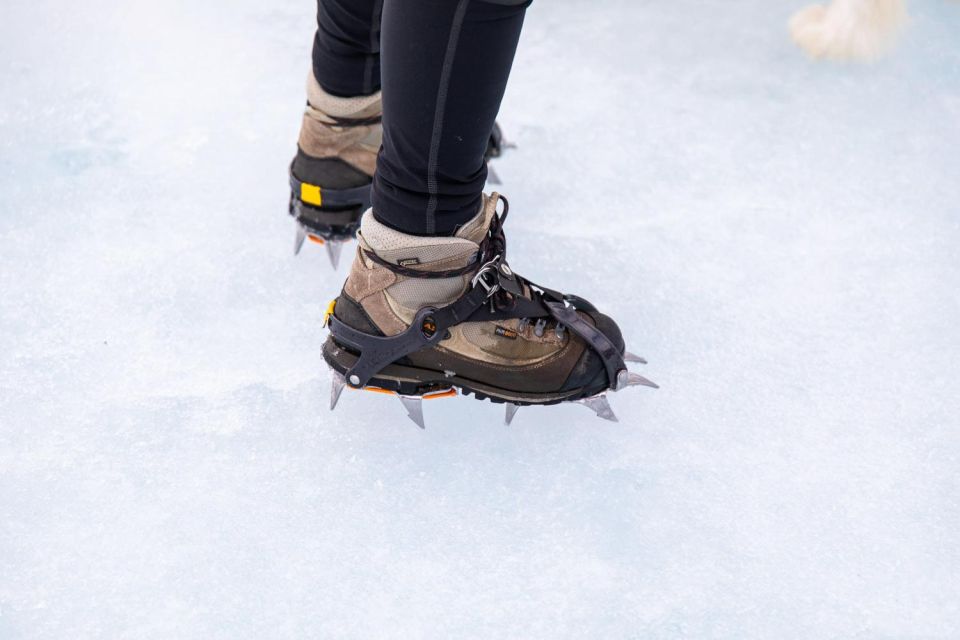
[[313, 0, 530, 236]]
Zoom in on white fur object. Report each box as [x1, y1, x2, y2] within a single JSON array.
[[789, 0, 908, 61]]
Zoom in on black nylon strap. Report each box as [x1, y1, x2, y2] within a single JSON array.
[[324, 114, 382, 128], [290, 204, 358, 227], [464, 295, 549, 323], [544, 301, 625, 388]]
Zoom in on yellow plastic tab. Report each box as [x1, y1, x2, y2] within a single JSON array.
[[323, 299, 336, 327], [300, 183, 322, 206]]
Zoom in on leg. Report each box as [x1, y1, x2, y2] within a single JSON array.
[[288, 0, 386, 265], [288, 0, 515, 266], [312, 0, 384, 97], [325, 1, 657, 426], [372, 0, 530, 236]]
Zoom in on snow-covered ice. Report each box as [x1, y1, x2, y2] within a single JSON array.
[[1, 0, 959, 637]]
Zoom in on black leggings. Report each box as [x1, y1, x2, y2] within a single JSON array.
[[313, 0, 530, 236]]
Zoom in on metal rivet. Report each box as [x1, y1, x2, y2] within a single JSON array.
[[349, 374, 360, 386]]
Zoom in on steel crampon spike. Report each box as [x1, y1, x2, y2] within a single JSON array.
[[325, 240, 343, 270], [504, 403, 520, 426], [398, 395, 426, 430], [624, 351, 647, 365], [575, 393, 619, 422], [294, 225, 307, 256], [330, 370, 346, 411], [615, 369, 659, 391]]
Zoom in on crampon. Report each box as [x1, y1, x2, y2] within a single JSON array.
[[321, 193, 656, 429]]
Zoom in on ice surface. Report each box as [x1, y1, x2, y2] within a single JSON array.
[[1, 0, 959, 637]]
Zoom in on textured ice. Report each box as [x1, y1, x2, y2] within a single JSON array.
[[2, 0, 959, 638]]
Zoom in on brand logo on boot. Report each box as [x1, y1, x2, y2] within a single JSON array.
[[398, 257, 421, 267], [421, 316, 438, 338], [495, 326, 518, 340]]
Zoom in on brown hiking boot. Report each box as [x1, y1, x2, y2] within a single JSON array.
[[288, 71, 511, 269], [322, 193, 656, 428], [289, 70, 382, 268]]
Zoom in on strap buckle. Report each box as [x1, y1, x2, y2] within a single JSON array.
[[471, 255, 502, 298]]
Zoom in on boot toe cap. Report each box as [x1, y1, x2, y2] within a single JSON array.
[[560, 310, 625, 394]]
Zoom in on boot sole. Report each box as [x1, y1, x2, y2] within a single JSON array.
[[323, 338, 606, 406]]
